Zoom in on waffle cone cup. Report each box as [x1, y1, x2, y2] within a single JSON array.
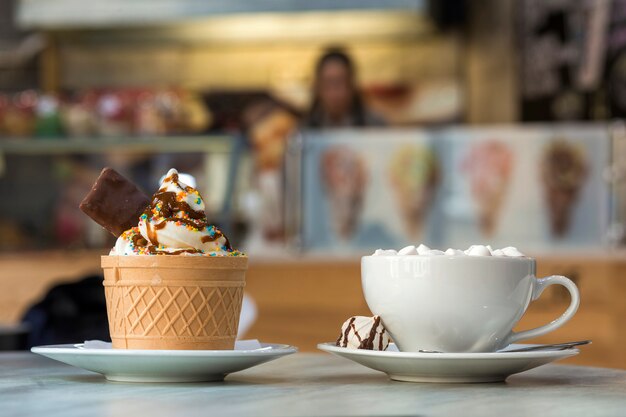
[[102, 255, 247, 350]]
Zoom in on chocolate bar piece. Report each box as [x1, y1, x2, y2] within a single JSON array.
[[80, 168, 150, 237]]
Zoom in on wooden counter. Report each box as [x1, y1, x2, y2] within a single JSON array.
[[0, 250, 625, 369]]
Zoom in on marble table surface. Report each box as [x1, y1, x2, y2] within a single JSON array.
[[1, 352, 625, 417]]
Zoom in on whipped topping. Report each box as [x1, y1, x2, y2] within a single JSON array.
[[372, 244, 525, 258], [336, 316, 391, 351], [111, 168, 242, 256]]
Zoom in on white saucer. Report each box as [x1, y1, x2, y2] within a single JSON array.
[[317, 343, 579, 383], [32, 341, 297, 383]]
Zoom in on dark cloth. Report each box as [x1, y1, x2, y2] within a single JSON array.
[[21, 275, 110, 348]]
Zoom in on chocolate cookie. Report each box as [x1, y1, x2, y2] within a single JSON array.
[[80, 168, 150, 237]]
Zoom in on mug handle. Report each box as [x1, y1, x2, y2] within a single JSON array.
[[504, 275, 580, 346]]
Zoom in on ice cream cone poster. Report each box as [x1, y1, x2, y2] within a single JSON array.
[[540, 139, 589, 238], [300, 126, 609, 251], [321, 146, 368, 241], [461, 140, 514, 237], [388, 145, 440, 238]]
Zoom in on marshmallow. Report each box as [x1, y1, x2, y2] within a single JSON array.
[[416, 244, 431, 255], [398, 245, 418, 256], [501, 246, 525, 257], [466, 245, 492, 257], [371, 245, 524, 258], [336, 316, 391, 351]]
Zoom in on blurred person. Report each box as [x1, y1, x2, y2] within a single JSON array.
[[241, 100, 299, 246], [305, 49, 384, 128]]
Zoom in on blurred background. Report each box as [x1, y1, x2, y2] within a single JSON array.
[[0, 0, 624, 367]]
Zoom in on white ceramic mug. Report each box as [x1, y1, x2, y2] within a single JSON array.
[[361, 255, 580, 353]]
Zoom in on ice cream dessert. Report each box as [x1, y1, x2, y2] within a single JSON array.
[[388, 145, 439, 238], [81, 167, 246, 350], [372, 244, 525, 257], [110, 168, 241, 256], [541, 140, 588, 237], [336, 315, 391, 351], [321, 146, 368, 240], [462, 140, 514, 236]]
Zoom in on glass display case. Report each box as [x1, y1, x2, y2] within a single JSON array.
[[1, 124, 623, 256]]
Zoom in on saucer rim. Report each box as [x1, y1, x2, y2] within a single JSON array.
[[317, 342, 580, 359], [32, 342, 298, 357]]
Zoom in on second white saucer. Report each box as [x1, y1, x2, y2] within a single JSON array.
[[318, 342, 578, 383]]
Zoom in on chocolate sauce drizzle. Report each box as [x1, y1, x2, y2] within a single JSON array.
[[337, 317, 356, 347], [144, 191, 207, 228], [358, 315, 382, 350], [131, 233, 148, 248], [201, 235, 220, 243]]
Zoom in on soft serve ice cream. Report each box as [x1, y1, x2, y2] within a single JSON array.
[[111, 168, 242, 256], [372, 244, 525, 257]]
